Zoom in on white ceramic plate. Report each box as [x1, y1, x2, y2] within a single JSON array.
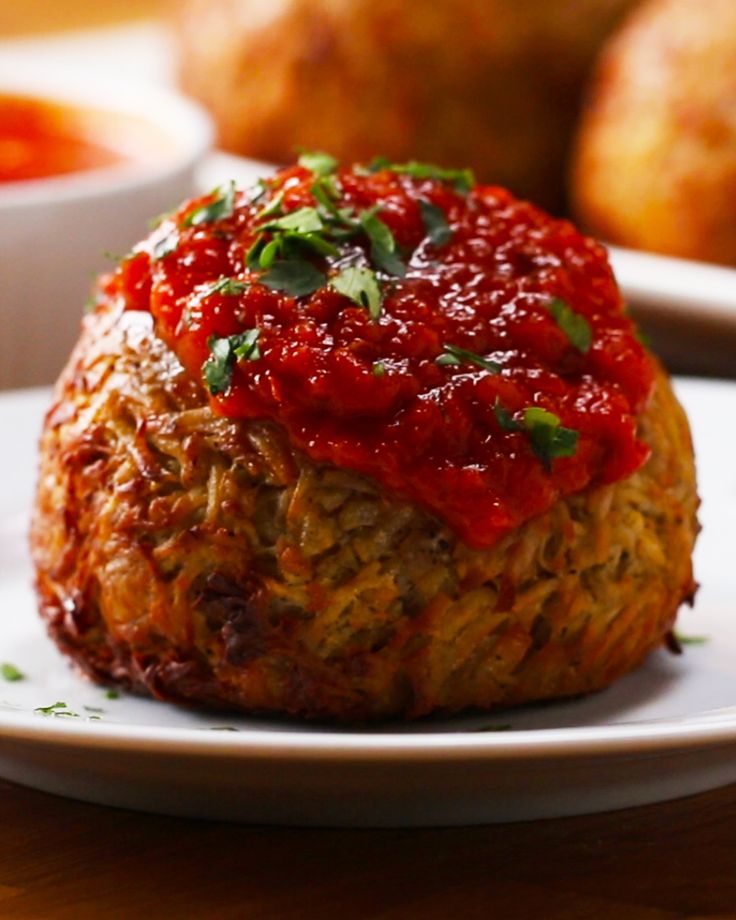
[[0, 381, 735, 826]]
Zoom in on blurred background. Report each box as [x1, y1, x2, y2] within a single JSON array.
[[0, 1, 163, 36], [1, 0, 735, 387]]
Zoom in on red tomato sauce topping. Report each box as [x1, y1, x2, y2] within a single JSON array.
[[0, 93, 129, 183], [109, 160, 655, 548]]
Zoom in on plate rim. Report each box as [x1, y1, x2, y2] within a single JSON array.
[[1, 706, 736, 761]]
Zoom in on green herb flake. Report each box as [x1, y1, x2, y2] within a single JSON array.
[[198, 276, 249, 299], [1, 663, 24, 682], [184, 180, 236, 227], [209, 726, 240, 732], [254, 204, 340, 266], [311, 176, 341, 214], [436, 344, 502, 374], [260, 260, 326, 298], [203, 329, 261, 395], [419, 199, 453, 248], [256, 189, 285, 220], [365, 155, 392, 173], [258, 237, 282, 269], [359, 210, 406, 277], [522, 407, 579, 468], [298, 150, 338, 177], [34, 701, 79, 717], [246, 234, 267, 270], [329, 266, 383, 320], [105, 688, 120, 700], [493, 401, 522, 433], [373, 361, 386, 377], [293, 232, 339, 258], [380, 160, 475, 194], [259, 206, 324, 235], [546, 298, 592, 354], [203, 337, 235, 396], [151, 229, 179, 261], [232, 328, 261, 361], [673, 631, 708, 646], [247, 178, 269, 207], [83, 705, 105, 713]]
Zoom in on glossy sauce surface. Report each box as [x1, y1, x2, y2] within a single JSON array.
[[110, 163, 655, 548], [0, 93, 132, 183]]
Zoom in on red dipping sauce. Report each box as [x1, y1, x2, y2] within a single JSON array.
[[110, 160, 655, 548], [0, 93, 131, 183]]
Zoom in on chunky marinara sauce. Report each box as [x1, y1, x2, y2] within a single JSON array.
[[0, 94, 127, 183], [110, 160, 655, 548]]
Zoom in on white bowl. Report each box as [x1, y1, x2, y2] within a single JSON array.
[[0, 64, 213, 389]]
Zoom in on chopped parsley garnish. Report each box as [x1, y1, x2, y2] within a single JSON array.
[[494, 401, 579, 469], [359, 209, 406, 277], [203, 329, 261, 395], [365, 155, 390, 173], [298, 150, 338, 177], [673, 631, 708, 645], [1, 662, 24, 682], [546, 298, 592, 354], [259, 206, 325, 235], [232, 329, 261, 361], [419, 199, 453, 248], [151, 229, 179, 261], [198, 276, 249, 298], [436, 344, 502, 373], [373, 361, 386, 376], [329, 266, 382, 320], [311, 176, 341, 215], [83, 705, 105, 713], [184, 180, 236, 227], [522, 407, 579, 469], [257, 188, 285, 219], [368, 158, 475, 194], [247, 178, 269, 206], [493, 400, 523, 433], [260, 260, 326, 297], [34, 701, 79, 717], [249, 205, 339, 270], [105, 688, 120, 700]]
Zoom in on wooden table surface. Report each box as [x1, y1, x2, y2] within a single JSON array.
[[0, 777, 734, 919]]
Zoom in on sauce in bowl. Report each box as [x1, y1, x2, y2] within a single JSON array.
[[0, 93, 173, 184]]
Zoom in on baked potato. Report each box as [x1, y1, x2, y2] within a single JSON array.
[[31, 158, 699, 721], [174, 0, 639, 213], [572, 0, 736, 264]]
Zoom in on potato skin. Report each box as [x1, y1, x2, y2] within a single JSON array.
[[30, 302, 698, 721], [572, 0, 736, 265], [174, 0, 637, 213]]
